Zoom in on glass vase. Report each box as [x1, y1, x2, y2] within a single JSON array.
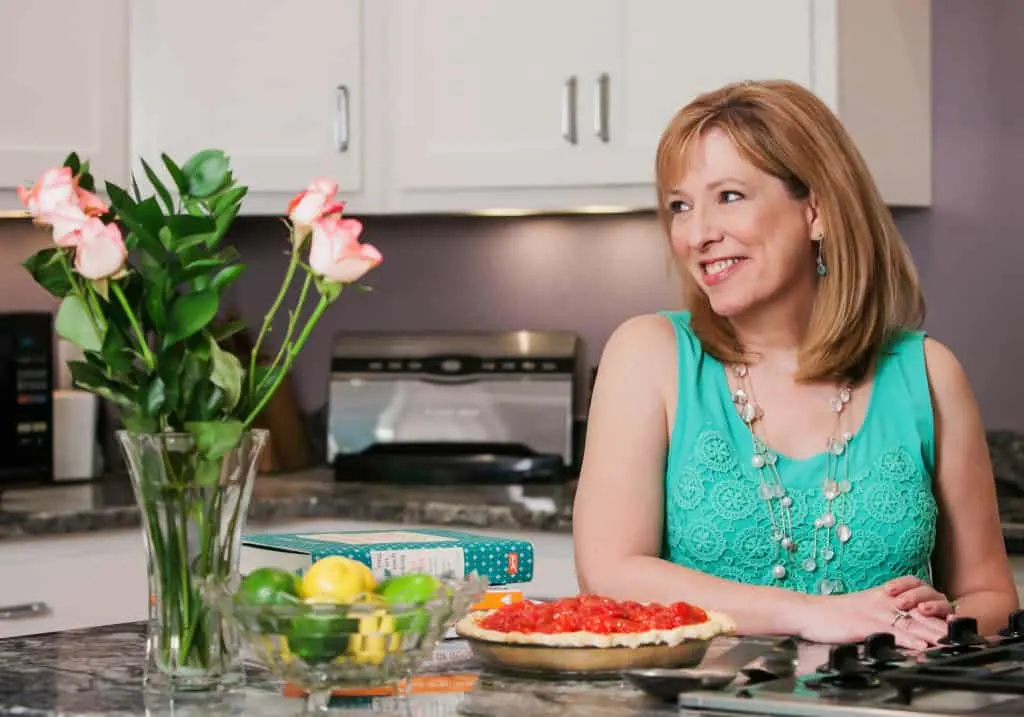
[[117, 428, 270, 693]]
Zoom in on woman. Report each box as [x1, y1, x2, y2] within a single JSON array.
[[572, 79, 1017, 650]]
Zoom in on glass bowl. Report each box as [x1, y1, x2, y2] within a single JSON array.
[[200, 572, 487, 712]]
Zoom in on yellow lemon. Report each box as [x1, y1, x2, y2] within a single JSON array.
[[300, 556, 376, 603], [348, 611, 401, 665]]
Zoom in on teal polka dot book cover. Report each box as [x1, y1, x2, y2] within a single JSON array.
[[240, 527, 534, 586]]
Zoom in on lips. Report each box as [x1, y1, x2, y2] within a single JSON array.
[[699, 257, 746, 287]]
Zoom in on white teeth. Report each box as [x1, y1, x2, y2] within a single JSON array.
[[704, 258, 741, 275]]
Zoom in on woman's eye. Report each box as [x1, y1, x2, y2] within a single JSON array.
[[668, 200, 689, 213], [720, 190, 744, 203]]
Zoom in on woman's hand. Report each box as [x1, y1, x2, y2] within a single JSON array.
[[883, 575, 958, 621], [798, 583, 950, 650]]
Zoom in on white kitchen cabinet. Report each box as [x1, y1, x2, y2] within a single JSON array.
[[385, 0, 624, 212], [130, 0, 379, 214], [0, 0, 129, 212], [383, 0, 931, 213], [0, 528, 148, 639]]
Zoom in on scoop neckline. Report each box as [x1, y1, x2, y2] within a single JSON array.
[[713, 356, 882, 465]]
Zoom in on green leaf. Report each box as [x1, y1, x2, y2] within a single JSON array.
[[213, 203, 240, 244], [211, 318, 246, 342], [209, 337, 243, 411], [105, 183, 165, 259], [122, 412, 159, 433], [67, 360, 135, 408], [143, 376, 166, 415], [56, 295, 105, 352], [131, 173, 142, 202], [167, 215, 216, 244], [185, 419, 243, 460], [140, 158, 175, 214], [91, 278, 109, 302], [161, 153, 189, 196], [212, 186, 248, 215], [166, 290, 219, 345], [100, 321, 136, 373], [22, 248, 73, 298], [211, 265, 245, 293], [182, 149, 230, 199], [63, 153, 82, 176]]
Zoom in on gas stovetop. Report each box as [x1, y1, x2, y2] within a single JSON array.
[[679, 611, 1024, 716]]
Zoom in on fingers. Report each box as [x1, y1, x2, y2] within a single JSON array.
[[905, 611, 948, 645], [916, 598, 956, 619], [882, 575, 926, 596], [893, 585, 945, 611]]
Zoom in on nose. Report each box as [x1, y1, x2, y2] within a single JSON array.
[[673, 204, 722, 253]]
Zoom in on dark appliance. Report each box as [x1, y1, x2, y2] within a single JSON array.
[[0, 312, 54, 488], [327, 330, 579, 484], [677, 612, 1024, 715]]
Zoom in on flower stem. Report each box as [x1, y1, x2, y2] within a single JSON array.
[[112, 283, 155, 369], [243, 294, 330, 427], [258, 270, 313, 394], [248, 239, 300, 395]]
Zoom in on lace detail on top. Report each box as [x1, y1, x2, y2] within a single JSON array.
[[666, 430, 937, 594], [660, 310, 938, 595]]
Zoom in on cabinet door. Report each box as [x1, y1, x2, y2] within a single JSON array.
[[0, 0, 128, 206], [387, 0, 615, 193], [599, 0, 814, 186], [131, 0, 364, 196]]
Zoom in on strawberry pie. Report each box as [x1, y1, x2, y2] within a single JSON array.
[[455, 595, 735, 648]]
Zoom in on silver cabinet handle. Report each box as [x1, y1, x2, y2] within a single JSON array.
[[562, 76, 578, 145], [0, 602, 50, 619], [595, 73, 610, 142], [334, 85, 350, 152]]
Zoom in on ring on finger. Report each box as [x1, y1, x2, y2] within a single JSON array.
[[890, 609, 912, 626]]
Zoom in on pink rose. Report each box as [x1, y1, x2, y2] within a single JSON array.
[[17, 167, 75, 218], [287, 179, 344, 235], [74, 218, 127, 280], [46, 202, 90, 247], [308, 215, 382, 283], [75, 187, 109, 217]]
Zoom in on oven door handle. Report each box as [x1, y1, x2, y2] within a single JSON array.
[[0, 602, 50, 619]]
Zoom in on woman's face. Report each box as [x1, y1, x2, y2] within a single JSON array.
[[666, 128, 820, 320]]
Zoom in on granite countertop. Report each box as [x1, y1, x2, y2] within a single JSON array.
[[5, 442, 1024, 553], [0, 468, 575, 541], [0, 621, 824, 717]]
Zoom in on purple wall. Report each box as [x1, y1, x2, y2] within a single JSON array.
[[2, 0, 1023, 428]]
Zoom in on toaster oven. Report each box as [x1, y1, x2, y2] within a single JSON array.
[[327, 330, 580, 484]]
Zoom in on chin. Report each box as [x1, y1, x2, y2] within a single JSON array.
[[705, 292, 753, 318]]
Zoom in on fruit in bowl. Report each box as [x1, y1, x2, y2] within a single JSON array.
[[200, 556, 486, 707]]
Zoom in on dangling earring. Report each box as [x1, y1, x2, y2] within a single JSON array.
[[814, 234, 828, 277]]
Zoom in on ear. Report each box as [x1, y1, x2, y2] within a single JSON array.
[[804, 192, 824, 239]]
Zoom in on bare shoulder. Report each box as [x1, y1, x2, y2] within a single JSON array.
[[599, 313, 678, 374], [921, 336, 974, 403]]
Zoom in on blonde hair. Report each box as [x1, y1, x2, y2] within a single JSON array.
[[655, 79, 925, 383]]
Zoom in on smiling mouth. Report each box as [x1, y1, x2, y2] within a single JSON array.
[[701, 257, 745, 276]]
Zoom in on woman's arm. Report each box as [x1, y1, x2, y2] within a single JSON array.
[[571, 314, 811, 636], [924, 338, 1019, 635]]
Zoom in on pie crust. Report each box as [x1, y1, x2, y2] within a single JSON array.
[[454, 600, 736, 649]]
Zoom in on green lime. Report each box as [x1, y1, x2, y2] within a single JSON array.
[[287, 611, 358, 665], [237, 567, 302, 606], [392, 607, 431, 639], [236, 567, 303, 634], [376, 573, 441, 606]]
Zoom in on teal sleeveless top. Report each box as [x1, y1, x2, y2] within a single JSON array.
[[660, 310, 938, 596]]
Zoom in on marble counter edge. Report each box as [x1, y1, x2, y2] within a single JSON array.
[[0, 492, 574, 541]]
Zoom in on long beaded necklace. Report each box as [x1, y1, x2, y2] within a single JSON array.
[[729, 364, 855, 595]]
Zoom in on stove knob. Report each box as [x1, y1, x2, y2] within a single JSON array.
[[826, 643, 862, 673], [998, 609, 1024, 639], [863, 632, 906, 664], [940, 617, 987, 647]]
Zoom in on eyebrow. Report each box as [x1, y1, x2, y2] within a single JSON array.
[[668, 177, 748, 196]]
